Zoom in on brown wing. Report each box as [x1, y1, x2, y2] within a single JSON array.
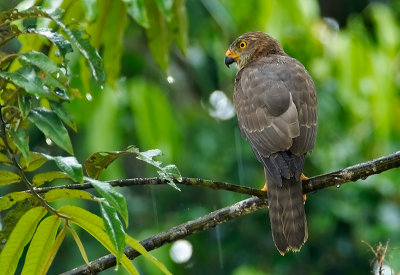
[[233, 55, 317, 159]]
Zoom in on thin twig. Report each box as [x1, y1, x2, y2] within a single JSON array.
[[34, 151, 400, 197], [61, 151, 400, 274]]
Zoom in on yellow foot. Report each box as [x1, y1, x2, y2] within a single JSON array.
[[261, 183, 267, 192], [301, 173, 308, 203]]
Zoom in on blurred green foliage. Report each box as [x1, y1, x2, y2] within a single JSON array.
[[1, 0, 400, 274]]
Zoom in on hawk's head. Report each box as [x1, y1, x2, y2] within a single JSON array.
[[225, 31, 285, 70]]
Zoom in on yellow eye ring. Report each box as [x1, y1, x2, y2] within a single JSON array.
[[239, 41, 247, 49]]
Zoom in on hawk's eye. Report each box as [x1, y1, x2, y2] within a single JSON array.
[[239, 41, 247, 49]]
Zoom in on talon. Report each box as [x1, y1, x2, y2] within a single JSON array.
[[303, 194, 307, 203], [261, 183, 268, 192], [301, 173, 308, 181]]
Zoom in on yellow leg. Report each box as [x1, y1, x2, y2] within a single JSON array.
[[301, 173, 307, 202], [261, 183, 267, 192]]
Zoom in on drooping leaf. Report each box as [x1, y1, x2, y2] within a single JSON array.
[[68, 224, 90, 265], [100, 200, 125, 264], [24, 28, 73, 57], [9, 129, 30, 163], [50, 102, 77, 131], [85, 177, 128, 226], [58, 205, 138, 274], [161, 164, 182, 181], [0, 192, 32, 212], [42, 154, 83, 183], [0, 206, 47, 275], [0, 171, 21, 186], [45, 189, 95, 202], [101, 0, 127, 86], [155, 0, 173, 20], [21, 215, 61, 275], [19, 151, 47, 172], [41, 222, 67, 274], [32, 171, 69, 186], [170, 0, 188, 54], [125, 235, 171, 275], [0, 69, 58, 100], [28, 107, 73, 155], [123, 0, 149, 28], [136, 149, 162, 166], [143, 0, 170, 72], [84, 146, 138, 179], [81, 0, 98, 21], [67, 29, 105, 84]]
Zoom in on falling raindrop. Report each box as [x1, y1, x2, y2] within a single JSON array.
[[336, 184, 341, 188], [167, 75, 175, 84], [170, 240, 193, 264], [100, 85, 104, 90], [215, 225, 224, 269], [46, 138, 52, 146], [85, 93, 93, 101], [56, 72, 60, 79]]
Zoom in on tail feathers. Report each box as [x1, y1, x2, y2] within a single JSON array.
[[267, 175, 308, 255]]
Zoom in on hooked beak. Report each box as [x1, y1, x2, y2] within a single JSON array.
[[224, 49, 240, 68]]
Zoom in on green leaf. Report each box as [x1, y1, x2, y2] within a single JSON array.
[[42, 155, 83, 183], [84, 146, 138, 179], [19, 51, 68, 83], [170, 0, 188, 54], [45, 189, 95, 202], [21, 215, 61, 275], [0, 171, 20, 186], [50, 102, 77, 131], [58, 205, 138, 274], [125, 235, 171, 275], [137, 149, 181, 190], [41, 222, 66, 274], [0, 206, 47, 275], [32, 171, 69, 187], [0, 152, 12, 165], [100, 201, 125, 264], [123, 0, 149, 28], [24, 28, 73, 57], [155, 0, 173, 20], [10, 129, 30, 163], [0, 192, 32, 212], [81, 0, 98, 21], [20, 151, 47, 172], [143, 1, 170, 71], [136, 149, 162, 166], [28, 107, 73, 155], [68, 29, 105, 84], [85, 177, 128, 227], [0, 69, 58, 100], [40, 8, 104, 84], [101, 0, 127, 86]]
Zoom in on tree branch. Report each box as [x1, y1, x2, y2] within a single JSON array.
[[60, 151, 400, 274]]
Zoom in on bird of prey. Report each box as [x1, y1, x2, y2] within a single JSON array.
[[225, 31, 317, 255]]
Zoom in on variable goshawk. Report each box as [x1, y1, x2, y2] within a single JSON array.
[[225, 32, 317, 255]]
